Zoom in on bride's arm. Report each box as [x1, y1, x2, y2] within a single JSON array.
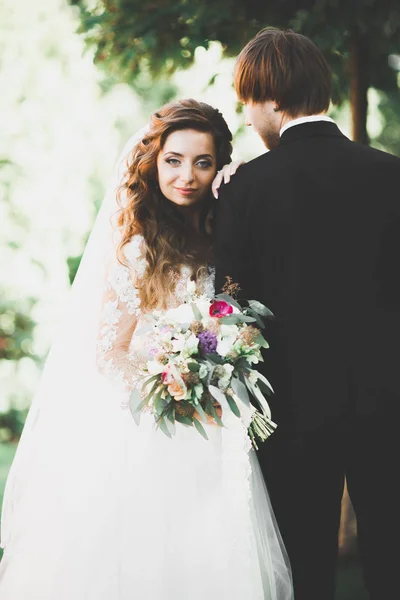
[[96, 238, 145, 394]]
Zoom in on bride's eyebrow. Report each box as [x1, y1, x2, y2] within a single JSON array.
[[163, 151, 215, 160]]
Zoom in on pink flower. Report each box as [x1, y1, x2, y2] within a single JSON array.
[[209, 300, 233, 319], [161, 365, 174, 384], [161, 364, 187, 400]]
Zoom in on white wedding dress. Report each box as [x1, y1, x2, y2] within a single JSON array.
[[0, 133, 293, 600]]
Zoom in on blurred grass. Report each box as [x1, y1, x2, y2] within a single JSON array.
[[0, 442, 17, 561], [0, 443, 16, 508], [0, 442, 368, 597]]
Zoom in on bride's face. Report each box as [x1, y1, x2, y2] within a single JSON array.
[[156, 129, 217, 208]]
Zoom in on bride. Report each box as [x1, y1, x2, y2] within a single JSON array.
[[0, 98, 293, 599]]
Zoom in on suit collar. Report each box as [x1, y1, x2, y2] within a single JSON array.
[[279, 121, 347, 145]]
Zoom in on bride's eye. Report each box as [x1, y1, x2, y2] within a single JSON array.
[[166, 158, 180, 166], [196, 160, 212, 169]]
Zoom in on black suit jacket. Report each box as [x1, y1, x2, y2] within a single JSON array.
[[213, 122, 400, 433]]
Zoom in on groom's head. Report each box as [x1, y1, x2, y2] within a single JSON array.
[[234, 28, 332, 149]]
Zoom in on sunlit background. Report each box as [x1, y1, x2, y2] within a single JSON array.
[[1, 1, 400, 597]]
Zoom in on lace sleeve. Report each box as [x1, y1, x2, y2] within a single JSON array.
[[96, 235, 146, 393]]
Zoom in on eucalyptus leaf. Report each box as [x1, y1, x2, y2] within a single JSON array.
[[143, 374, 161, 389], [208, 385, 227, 406], [245, 308, 265, 329], [255, 372, 274, 394], [153, 391, 165, 416], [175, 413, 194, 426], [218, 315, 240, 325], [129, 389, 142, 425], [226, 395, 241, 418], [205, 353, 224, 365], [157, 417, 172, 438], [166, 406, 176, 424], [220, 314, 256, 325], [231, 376, 250, 406], [209, 404, 224, 427], [191, 302, 203, 321], [193, 418, 209, 440], [192, 400, 207, 423], [248, 300, 274, 317], [188, 361, 200, 372], [145, 378, 162, 398], [237, 314, 257, 323], [248, 382, 272, 419], [214, 293, 242, 310], [135, 396, 152, 413], [254, 333, 269, 349], [165, 417, 176, 436]]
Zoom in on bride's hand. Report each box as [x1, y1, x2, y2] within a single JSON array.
[[212, 159, 246, 199]]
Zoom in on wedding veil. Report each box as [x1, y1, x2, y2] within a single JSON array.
[[0, 127, 148, 550]]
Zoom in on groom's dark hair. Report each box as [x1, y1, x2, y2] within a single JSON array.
[[234, 28, 331, 117]]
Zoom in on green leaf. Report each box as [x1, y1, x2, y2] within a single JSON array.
[[175, 413, 194, 426], [256, 372, 274, 394], [153, 390, 165, 416], [245, 308, 265, 329], [231, 376, 250, 406], [220, 314, 256, 325], [135, 396, 152, 413], [129, 389, 142, 425], [254, 333, 269, 348], [187, 361, 200, 372], [167, 406, 176, 423], [226, 395, 241, 418], [144, 378, 162, 399], [157, 417, 172, 438], [214, 293, 242, 310], [205, 353, 224, 364], [248, 300, 274, 317], [191, 302, 203, 321], [143, 374, 161, 390], [193, 400, 208, 423], [218, 315, 241, 325], [193, 418, 209, 440], [209, 404, 224, 427]]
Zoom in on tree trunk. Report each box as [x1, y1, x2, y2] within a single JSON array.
[[348, 31, 370, 144]]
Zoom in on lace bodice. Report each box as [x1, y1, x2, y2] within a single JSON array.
[[96, 234, 215, 398]]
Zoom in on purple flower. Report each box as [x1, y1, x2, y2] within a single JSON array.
[[197, 330, 218, 355]]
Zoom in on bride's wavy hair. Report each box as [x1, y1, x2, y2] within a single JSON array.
[[116, 98, 233, 311]]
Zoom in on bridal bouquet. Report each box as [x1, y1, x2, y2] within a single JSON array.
[[129, 282, 277, 448]]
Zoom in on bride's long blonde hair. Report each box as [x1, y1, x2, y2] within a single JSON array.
[[116, 99, 233, 310]]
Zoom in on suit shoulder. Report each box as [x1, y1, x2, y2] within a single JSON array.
[[347, 139, 400, 164], [225, 148, 286, 187]]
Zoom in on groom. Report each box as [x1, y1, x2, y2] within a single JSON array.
[[214, 28, 400, 600]]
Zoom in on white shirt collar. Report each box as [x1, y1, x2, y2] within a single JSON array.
[[280, 115, 335, 137]]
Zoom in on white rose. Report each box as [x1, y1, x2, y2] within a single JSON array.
[[165, 303, 194, 324], [171, 335, 186, 353], [183, 333, 199, 357], [196, 299, 212, 319], [220, 324, 239, 338], [147, 360, 165, 375], [199, 364, 209, 379], [216, 335, 238, 357]]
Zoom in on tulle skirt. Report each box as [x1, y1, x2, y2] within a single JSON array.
[[0, 376, 293, 600]]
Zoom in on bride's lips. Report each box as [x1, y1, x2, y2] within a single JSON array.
[[175, 187, 197, 196]]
